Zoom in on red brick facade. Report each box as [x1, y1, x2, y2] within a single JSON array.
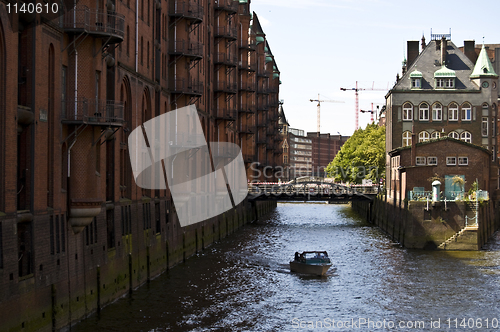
[[0, 0, 282, 330]]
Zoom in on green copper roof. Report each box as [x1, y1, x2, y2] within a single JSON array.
[[265, 56, 273, 63], [256, 36, 265, 44], [409, 70, 422, 78], [273, 73, 279, 79], [239, 0, 248, 3], [471, 44, 498, 78], [434, 65, 456, 78]]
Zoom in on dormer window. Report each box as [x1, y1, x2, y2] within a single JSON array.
[[409, 70, 422, 89], [434, 66, 456, 89]]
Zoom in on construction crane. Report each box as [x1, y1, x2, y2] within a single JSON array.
[[309, 93, 344, 132], [340, 81, 388, 130]]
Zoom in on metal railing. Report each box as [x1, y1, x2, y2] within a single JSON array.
[[214, 0, 238, 12], [238, 61, 257, 71], [239, 81, 256, 91], [408, 190, 432, 201], [169, 40, 203, 58], [62, 98, 124, 125], [240, 42, 257, 51], [214, 52, 238, 66], [170, 78, 203, 95], [215, 26, 237, 39], [62, 6, 125, 40], [169, 0, 203, 21], [214, 81, 237, 93]]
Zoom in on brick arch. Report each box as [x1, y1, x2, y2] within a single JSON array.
[[141, 87, 152, 123], [119, 75, 133, 199], [120, 75, 132, 129]]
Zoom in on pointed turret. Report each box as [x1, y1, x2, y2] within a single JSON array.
[[470, 44, 498, 78]]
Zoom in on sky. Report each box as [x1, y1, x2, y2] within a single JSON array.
[[249, 0, 500, 137]]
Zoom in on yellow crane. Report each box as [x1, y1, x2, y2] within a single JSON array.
[[309, 94, 344, 132]]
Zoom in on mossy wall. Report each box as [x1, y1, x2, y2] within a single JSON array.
[[352, 196, 500, 250], [0, 200, 277, 332]]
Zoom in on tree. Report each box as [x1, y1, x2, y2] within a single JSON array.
[[325, 123, 385, 184]]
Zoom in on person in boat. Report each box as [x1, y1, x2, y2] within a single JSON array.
[[294, 252, 300, 261]]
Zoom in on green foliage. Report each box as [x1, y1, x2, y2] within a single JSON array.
[[468, 180, 479, 196], [325, 123, 386, 184], [451, 175, 465, 191]]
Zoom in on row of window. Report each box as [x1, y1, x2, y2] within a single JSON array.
[[402, 130, 472, 146], [411, 78, 455, 89], [415, 156, 469, 166], [402, 102, 493, 121]]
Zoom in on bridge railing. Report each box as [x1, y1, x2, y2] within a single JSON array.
[[247, 182, 379, 196]]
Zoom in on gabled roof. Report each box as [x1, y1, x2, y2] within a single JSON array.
[[278, 105, 289, 126], [251, 12, 265, 36], [470, 44, 498, 78], [393, 40, 479, 91]]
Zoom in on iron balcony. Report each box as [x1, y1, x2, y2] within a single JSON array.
[[62, 6, 125, 44], [61, 98, 124, 126]]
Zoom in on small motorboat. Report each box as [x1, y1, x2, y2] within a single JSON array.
[[290, 251, 332, 276]]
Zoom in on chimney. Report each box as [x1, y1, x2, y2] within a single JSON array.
[[421, 35, 426, 51], [407, 41, 420, 68], [441, 36, 447, 65], [464, 40, 477, 63]]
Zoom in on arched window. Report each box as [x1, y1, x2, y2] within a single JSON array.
[[419, 102, 429, 121], [448, 131, 459, 139], [419, 131, 430, 142], [402, 131, 411, 146], [403, 102, 413, 121], [431, 131, 440, 139], [462, 102, 472, 121], [461, 131, 472, 143], [432, 103, 442, 121], [449, 102, 459, 121]]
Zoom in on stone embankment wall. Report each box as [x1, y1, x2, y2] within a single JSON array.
[[352, 196, 499, 250], [0, 200, 276, 332]]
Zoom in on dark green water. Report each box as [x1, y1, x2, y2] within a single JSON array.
[[73, 203, 500, 331]]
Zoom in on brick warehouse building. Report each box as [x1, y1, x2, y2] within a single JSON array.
[[306, 132, 348, 177], [386, 33, 499, 202], [0, 0, 281, 330]]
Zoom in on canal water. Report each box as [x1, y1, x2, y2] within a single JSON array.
[[74, 203, 500, 331]]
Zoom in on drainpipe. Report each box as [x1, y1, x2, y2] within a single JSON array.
[[29, 23, 36, 213], [135, 0, 138, 72], [74, 49, 78, 118]]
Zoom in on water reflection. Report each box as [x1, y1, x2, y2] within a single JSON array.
[[74, 203, 500, 332]]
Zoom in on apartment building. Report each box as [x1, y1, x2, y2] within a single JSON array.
[[386, 33, 499, 201], [306, 132, 348, 177], [288, 128, 312, 179]]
